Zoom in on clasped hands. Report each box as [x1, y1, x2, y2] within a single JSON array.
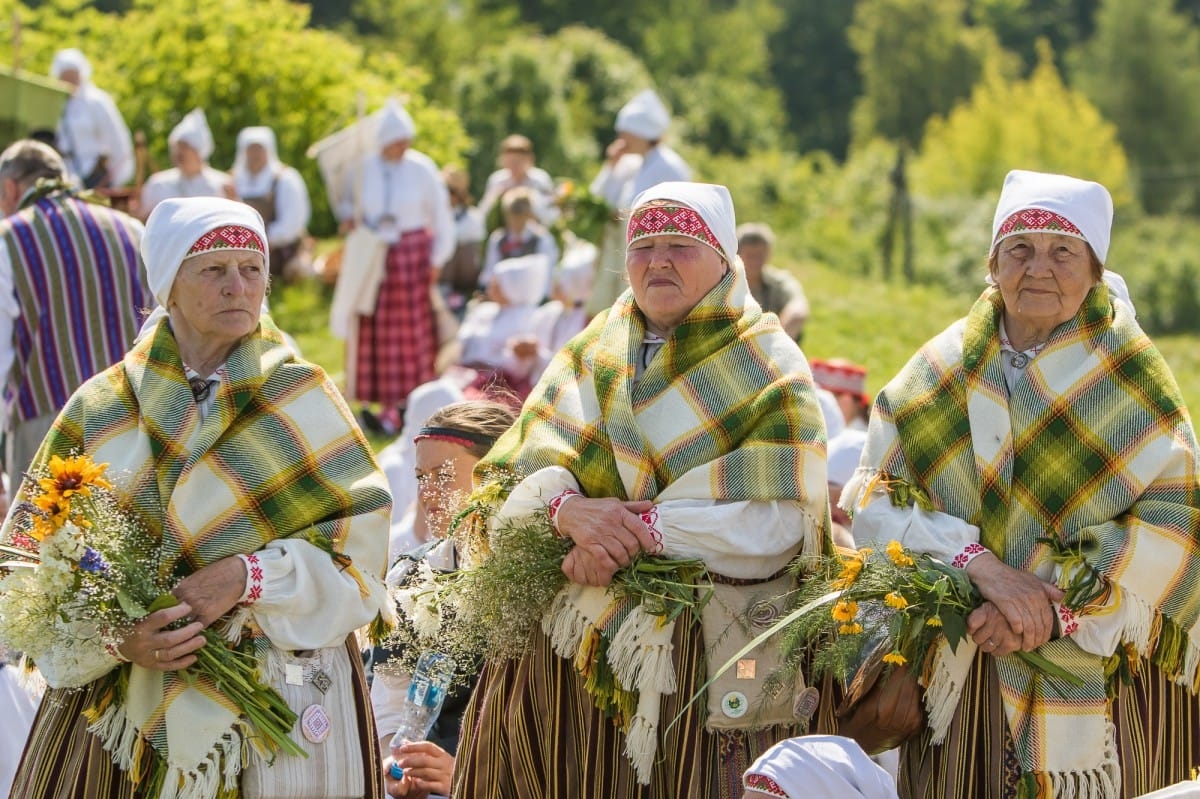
[[554, 497, 658, 587], [116, 555, 247, 671], [965, 551, 1064, 657]]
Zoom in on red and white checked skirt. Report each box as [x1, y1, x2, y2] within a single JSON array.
[[351, 229, 437, 405]]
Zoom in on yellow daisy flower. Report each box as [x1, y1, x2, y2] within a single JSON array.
[[882, 651, 907, 666], [886, 539, 915, 567], [838, 622, 863, 635], [37, 454, 112, 505], [884, 591, 909, 610], [926, 615, 943, 627], [832, 599, 859, 622]]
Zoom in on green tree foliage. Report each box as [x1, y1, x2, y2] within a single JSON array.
[[849, 0, 1004, 147], [1069, 0, 1200, 213], [768, 0, 860, 158], [483, 0, 788, 157], [453, 26, 652, 190], [3, 0, 468, 236], [967, 0, 1096, 71], [912, 41, 1131, 204], [308, 0, 522, 105]]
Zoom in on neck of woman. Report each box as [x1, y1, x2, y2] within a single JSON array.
[[1002, 314, 1054, 352], [175, 332, 238, 378]]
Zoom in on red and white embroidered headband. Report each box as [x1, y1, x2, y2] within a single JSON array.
[[992, 208, 1087, 250], [627, 204, 727, 260], [184, 225, 266, 259]]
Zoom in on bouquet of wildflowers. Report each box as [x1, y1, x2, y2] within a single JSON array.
[[386, 469, 711, 720], [741, 539, 1083, 707], [552, 180, 615, 248], [0, 453, 304, 792]]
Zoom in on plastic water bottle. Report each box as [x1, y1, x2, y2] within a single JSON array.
[[387, 651, 456, 781]]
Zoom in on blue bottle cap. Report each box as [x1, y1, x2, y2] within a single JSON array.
[[388, 763, 404, 780]]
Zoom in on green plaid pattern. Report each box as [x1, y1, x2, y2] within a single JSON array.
[[481, 269, 830, 510], [864, 284, 1200, 786], [31, 314, 391, 792]]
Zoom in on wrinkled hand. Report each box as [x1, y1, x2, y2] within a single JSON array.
[[557, 497, 656, 587], [967, 601, 1025, 657], [965, 552, 1063, 651], [389, 740, 454, 797], [117, 601, 206, 670], [170, 556, 248, 629]]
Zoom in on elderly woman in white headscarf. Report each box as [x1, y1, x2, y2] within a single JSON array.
[[335, 100, 455, 435], [7, 196, 392, 799], [586, 88, 693, 317], [49, 48, 134, 189], [843, 169, 1200, 797], [138, 108, 235, 219], [452, 182, 831, 798], [232, 126, 311, 279]]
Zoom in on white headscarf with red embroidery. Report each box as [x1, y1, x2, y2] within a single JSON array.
[[991, 169, 1114, 264], [627, 181, 737, 264]]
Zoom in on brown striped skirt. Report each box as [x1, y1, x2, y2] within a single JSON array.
[[452, 613, 799, 799], [898, 650, 1200, 798], [9, 636, 384, 799]]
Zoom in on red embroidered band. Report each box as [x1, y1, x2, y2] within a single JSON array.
[[185, 225, 266, 258], [743, 773, 789, 798], [627, 204, 725, 259], [993, 208, 1086, 248]]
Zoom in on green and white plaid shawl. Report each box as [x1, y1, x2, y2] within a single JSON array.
[[33, 315, 391, 799], [851, 284, 1200, 793], [481, 268, 828, 509]]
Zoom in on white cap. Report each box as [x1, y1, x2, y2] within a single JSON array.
[[169, 108, 215, 161], [616, 89, 670, 140], [50, 49, 90, 82], [378, 100, 417, 148]]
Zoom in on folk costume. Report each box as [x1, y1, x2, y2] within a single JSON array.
[[587, 90, 692, 317], [336, 101, 455, 409], [140, 109, 235, 218], [0, 176, 148, 490], [742, 735, 899, 799], [844, 171, 1200, 798], [8, 198, 392, 799], [232, 127, 311, 278], [50, 49, 135, 188], [452, 183, 830, 799]]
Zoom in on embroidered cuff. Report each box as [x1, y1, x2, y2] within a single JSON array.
[[101, 628, 129, 662], [951, 542, 988, 569], [547, 489, 582, 536], [640, 505, 663, 554], [238, 553, 264, 605], [1054, 603, 1079, 638]]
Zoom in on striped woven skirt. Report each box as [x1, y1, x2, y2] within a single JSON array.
[[9, 636, 385, 799], [451, 614, 798, 799], [351, 228, 437, 406], [898, 650, 1200, 798]]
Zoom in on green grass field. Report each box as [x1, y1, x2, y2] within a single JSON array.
[[268, 256, 1200, 438]]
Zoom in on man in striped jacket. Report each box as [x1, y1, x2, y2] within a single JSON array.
[[0, 139, 148, 502]]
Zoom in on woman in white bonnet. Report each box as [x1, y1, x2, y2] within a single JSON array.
[[138, 108, 236, 219], [842, 169, 1200, 797], [453, 182, 830, 798], [335, 100, 456, 435], [8, 196, 391, 798]]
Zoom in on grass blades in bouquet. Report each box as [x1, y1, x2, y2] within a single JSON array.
[[0, 453, 305, 786]]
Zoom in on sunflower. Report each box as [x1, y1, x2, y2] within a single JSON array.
[[882, 651, 907, 666], [884, 591, 909, 610], [37, 454, 112, 505]]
